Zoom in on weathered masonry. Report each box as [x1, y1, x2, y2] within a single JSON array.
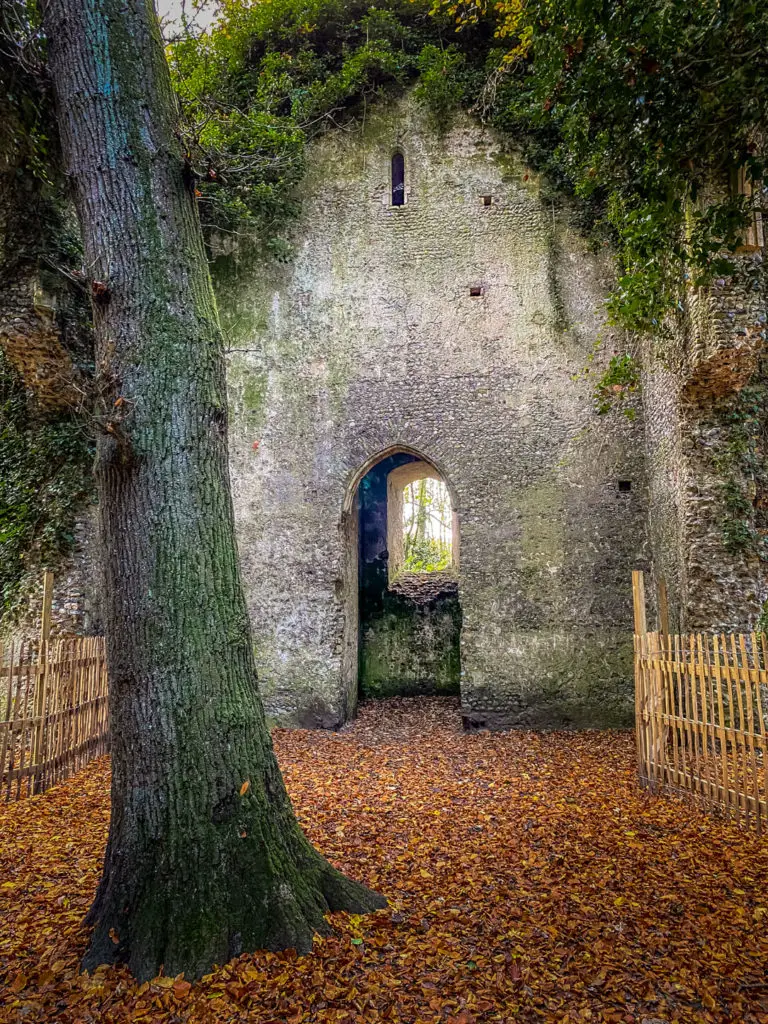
[[222, 94, 650, 730], [6, 92, 765, 730]]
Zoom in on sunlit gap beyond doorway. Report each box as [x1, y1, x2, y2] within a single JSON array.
[[354, 451, 462, 703]]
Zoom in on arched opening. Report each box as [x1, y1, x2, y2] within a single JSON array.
[[386, 460, 459, 583], [342, 449, 462, 708], [391, 151, 405, 206]]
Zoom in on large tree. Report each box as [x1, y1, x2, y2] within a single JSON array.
[[40, 0, 384, 982]]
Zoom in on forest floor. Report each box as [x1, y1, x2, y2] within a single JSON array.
[[2, 697, 768, 1024]]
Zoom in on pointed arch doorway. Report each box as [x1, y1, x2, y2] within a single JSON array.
[[341, 447, 462, 717]]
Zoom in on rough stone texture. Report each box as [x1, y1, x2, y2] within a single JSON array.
[[0, 278, 85, 414], [2, 507, 103, 645], [7, 95, 763, 728], [0, 148, 90, 414], [0, 146, 99, 642], [221, 94, 650, 730], [642, 249, 768, 633]]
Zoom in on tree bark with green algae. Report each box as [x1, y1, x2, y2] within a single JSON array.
[[41, 0, 385, 982]]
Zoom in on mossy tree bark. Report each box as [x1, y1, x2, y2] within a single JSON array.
[[41, 0, 385, 982]]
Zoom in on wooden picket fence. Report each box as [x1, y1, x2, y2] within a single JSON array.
[[0, 572, 108, 802], [633, 570, 768, 831]]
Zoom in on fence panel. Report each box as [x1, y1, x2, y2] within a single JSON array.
[[633, 570, 768, 831], [0, 636, 108, 802]]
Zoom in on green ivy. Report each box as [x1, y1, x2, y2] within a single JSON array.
[[0, 354, 94, 616], [1, 1, 79, 269], [404, 536, 452, 573], [482, 0, 767, 336], [592, 353, 641, 419], [414, 44, 466, 134], [167, 0, 489, 254], [711, 373, 768, 556], [169, 0, 767, 347]]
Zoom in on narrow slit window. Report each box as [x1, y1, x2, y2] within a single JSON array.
[[618, 480, 632, 493], [391, 152, 405, 207], [469, 285, 483, 297]]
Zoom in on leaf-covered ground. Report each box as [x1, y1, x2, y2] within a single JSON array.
[[2, 697, 768, 1023]]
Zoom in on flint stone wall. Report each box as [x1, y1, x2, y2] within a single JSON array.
[[222, 94, 650, 729]]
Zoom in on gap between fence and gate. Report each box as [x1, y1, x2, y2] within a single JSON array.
[[4, 567, 767, 828]]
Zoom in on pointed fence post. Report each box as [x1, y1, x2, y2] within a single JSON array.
[[632, 570, 647, 636], [32, 570, 54, 792], [632, 570, 649, 787]]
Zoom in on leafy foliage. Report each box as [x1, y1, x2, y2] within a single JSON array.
[[592, 353, 640, 418], [0, 355, 94, 616], [4, 700, 768, 1020], [1, 4, 92, 613], [414, 43, 466, 134], [0, 0, 79, 267], [442, 0, 768, 335], [403, 536, 452, 572], [170, 0, 766, 343], [710, 369, 768, 555], [167, 0, 488, 253]]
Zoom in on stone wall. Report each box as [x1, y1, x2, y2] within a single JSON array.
[[0, 133, 99, 642], [3, 91, 764, 730], [222, 93, 650, 729], [5, 507, 103, 645], [642, 250, 768, 632]]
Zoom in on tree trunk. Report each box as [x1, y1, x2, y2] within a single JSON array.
[[41, 0, 384, 982]]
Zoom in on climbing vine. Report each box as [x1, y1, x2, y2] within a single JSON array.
[[0, 2, 95, 616], [710, 367, 768, 557], [1, 1, 77, 267], [3, 0, 768, 609], [0, 354, 94, 616], [167, 0, 490, 255], [441, 0, 767, 334], [169, 0, 767, 335]]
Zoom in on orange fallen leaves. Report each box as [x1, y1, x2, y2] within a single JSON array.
[[2, 697, 768, 1023]]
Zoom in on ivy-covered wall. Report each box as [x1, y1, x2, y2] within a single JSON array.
[[2, 0, 765, 719], [642, 250, 768, 632], [0, 46, 98, 636]]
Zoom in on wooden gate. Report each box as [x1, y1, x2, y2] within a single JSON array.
[[633, 570, 768, 831]]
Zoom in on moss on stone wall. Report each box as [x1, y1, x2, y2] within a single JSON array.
[[463, 630, 635, 730], [359, 590, 462, 699], [0, 12, 97, 624], [712, 368, 768, 558], [0, 352, 94, 616]]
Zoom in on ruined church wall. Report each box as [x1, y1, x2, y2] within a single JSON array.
[[221, 94, 650, 729], [642, 250, 768, 633]]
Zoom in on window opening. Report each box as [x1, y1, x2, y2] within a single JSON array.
[[469, 285, 483, 297], [482, 195, 493, 207], [391, 152, 405, 207], [618, 480, 632, 493], [386, 460, 459, 582], [402, 478, 453, 572]]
